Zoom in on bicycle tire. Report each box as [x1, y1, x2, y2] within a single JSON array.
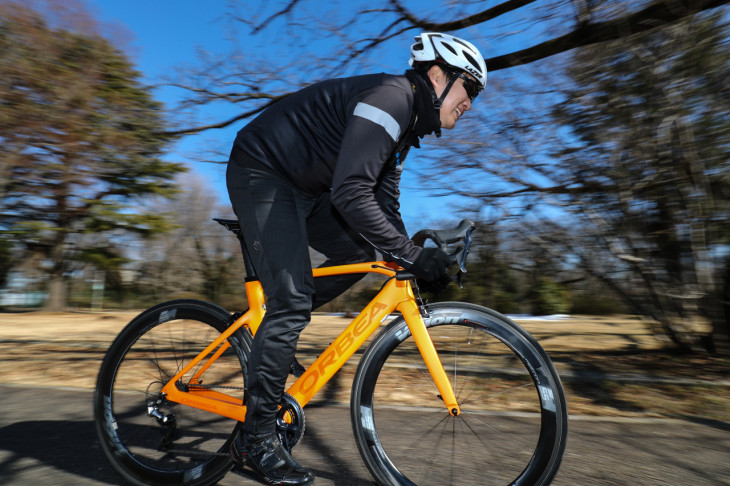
[[351, 302, 568, 486], [94, 299, 251, 486]]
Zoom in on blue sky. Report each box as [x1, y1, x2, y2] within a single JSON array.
[[87, 1, 515, 231], [89, 1, 239, 213]]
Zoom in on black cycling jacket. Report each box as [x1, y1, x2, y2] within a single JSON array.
[[231, 72, 434, 267]]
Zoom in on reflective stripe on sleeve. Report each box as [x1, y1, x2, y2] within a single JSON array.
[[353, 102, 401, 142]]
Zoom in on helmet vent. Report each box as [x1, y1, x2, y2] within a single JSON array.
[[453, 38, 473, 50], [442, 43, 458, 56], [463, 52, 481, 74], [409, 32, 487, 89]]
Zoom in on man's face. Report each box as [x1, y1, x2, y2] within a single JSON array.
[[429, 66, 478, 130]]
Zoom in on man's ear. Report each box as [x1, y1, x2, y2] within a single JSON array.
[[427, 65, 444, 90]]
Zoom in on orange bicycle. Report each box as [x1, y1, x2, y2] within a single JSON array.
[[94, 219, 568, 486]]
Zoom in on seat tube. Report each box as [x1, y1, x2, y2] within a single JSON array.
[[399, 299, 461, 416], [244, 278, 266, 335]]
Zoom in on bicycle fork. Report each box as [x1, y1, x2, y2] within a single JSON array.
[[398, 298, 461, 416]]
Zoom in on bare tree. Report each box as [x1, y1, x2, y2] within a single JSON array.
[[549, 12, 730, 352], [160, 1, 730, 353], [132, 176, 244, 307], [166, 0, 729, 136], [435, 9, 730, 351]]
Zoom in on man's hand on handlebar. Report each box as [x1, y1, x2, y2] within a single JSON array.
[[408, 247, 452, 282], [406, 219, 476, 293]]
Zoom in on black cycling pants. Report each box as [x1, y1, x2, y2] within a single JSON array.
[[226, 160, 375, 440]]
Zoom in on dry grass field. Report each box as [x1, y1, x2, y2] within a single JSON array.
[[1, 310, 728, 421]]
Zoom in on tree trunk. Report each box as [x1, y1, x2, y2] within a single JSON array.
[[712, 258, 730, 355], [44, 273, 67, 312]]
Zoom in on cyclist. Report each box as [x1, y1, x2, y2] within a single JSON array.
[[226, 32, 487, 486]]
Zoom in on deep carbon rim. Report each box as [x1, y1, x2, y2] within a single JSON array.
[[351, 302, 567, 486], [94, 300, 249, 486]]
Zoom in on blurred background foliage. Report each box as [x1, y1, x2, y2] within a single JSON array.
[[0, 2, 186, 310], [1, 0, 729, 354]]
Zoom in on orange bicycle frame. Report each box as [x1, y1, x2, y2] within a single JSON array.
[[160, 262, 461, 420]]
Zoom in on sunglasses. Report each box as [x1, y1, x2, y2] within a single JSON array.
[[456, 72, 481, 102]]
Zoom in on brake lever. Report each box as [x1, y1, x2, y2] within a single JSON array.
[[410, 219, 476, 289], [451, 225, 474, 289], [445, 245, 462, 288]]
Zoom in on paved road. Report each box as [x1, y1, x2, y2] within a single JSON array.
[[1, 384, 728, 485]]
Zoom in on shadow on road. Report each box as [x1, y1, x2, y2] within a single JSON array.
[[0, 419, 124, 485], [0, 414, 373, 486]]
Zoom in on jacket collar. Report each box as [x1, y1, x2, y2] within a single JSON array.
[[405, 69, 442, 147]]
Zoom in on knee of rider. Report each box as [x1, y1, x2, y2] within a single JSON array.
[[266, 299, 312, 322]]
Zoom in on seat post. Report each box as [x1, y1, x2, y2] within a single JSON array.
[[236, 233, 258, 280], [213, 218, 258, 280]]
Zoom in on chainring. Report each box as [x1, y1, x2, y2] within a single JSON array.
[[276, 392, 305, 451]]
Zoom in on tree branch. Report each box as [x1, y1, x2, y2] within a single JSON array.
[[170, 0, 729, 135], [389, 0, 539, 33], [163, 94, 290, 136], [338, 0, 540, 61], [249, 0, 303, 33], [487, 0, 729, 70], [389, 0, 728, 70]]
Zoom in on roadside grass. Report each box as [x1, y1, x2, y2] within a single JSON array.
[[566, 380, 730, 421], [552, 351, 730, 422], [0, 312, 728, 422]]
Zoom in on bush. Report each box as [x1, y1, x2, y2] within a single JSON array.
[[527, 278, 570, 316], [570, 293, 626, 315], [493, 289, 520, 314]]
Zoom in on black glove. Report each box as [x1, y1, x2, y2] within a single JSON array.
[[416, 273, 453, 295], [408, 247, 452, 282]]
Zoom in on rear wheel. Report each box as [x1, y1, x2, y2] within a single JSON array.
[[351, 302, 568, 485], [94, 299, 250, 486]]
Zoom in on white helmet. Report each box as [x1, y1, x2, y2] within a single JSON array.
[[409, 32, 487, 89]]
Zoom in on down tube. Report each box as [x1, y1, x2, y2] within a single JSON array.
[[286, 279, 410, 407]]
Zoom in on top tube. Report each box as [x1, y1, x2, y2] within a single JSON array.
[[213, 217, 475, 282], [213, 218, 402, 280]]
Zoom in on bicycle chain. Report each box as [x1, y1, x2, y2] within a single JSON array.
[[161, 448, 231, 458], [154, 383, 245, 459], [159, 387, 302, 460], [185, 383, 245, 392], [160, 383, 241, 459]]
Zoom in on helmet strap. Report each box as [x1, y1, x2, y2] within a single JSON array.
[[432, 73, 458, 109], [430, 72, 459, 138], [417, 63, 458, 111]]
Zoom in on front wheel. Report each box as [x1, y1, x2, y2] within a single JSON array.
[[351, 302, 568, 486], [94, 299, 251, 486]]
